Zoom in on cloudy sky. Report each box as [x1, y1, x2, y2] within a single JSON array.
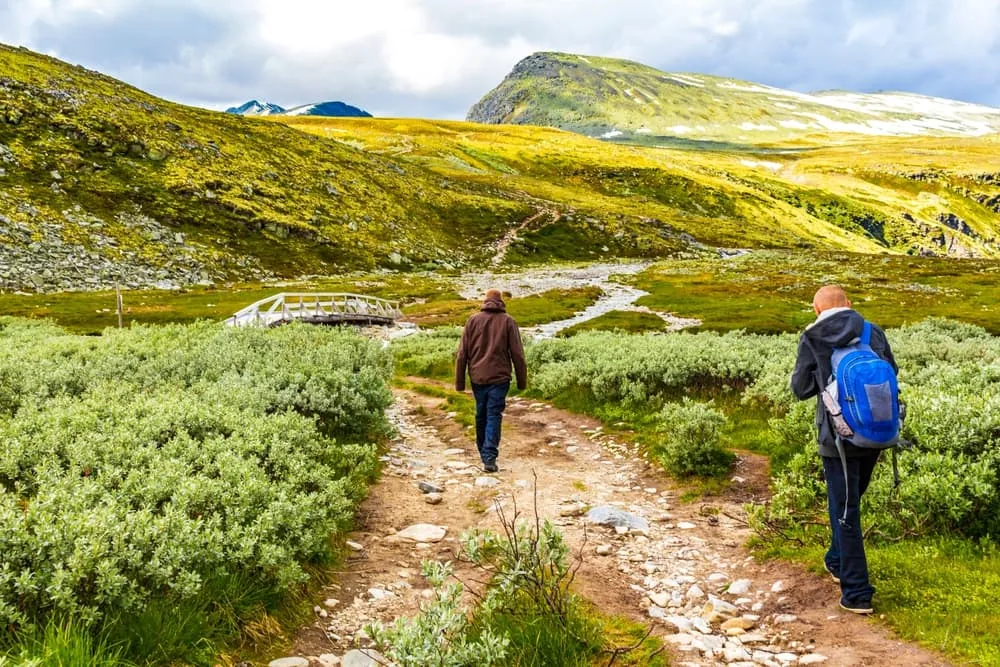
[[1, 0, 998, 118]]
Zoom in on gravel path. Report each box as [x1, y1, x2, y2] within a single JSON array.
[[281, 387, 950, 667]]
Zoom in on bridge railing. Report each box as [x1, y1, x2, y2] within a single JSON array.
[[226, 292, 403, 327]]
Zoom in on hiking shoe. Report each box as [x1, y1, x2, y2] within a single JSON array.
[[839, 600, 874, 615], [483, 462, 499, 473], [824, 561, 841, 584]]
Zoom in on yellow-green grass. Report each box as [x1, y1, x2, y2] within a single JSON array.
[[469, 52, 1000, 148], [4, 42, 1000, 299], [631, 251, 1000, 334], [404, 286, 603, 328], [0, 278, 605, 335], [558, 309, 669, 336], [0, 273, 455, 334], [279, 116, 1000, 262]]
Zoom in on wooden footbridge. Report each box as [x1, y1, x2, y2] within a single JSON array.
[[225, 293, 403, 328]]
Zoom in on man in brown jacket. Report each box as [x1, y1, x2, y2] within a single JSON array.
[[455, 289, 528, 472]]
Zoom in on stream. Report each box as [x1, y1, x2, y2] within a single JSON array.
[[459, 262, 700, 338]]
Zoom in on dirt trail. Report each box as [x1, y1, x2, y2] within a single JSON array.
[[288, 386, 949, 667], [491, 207, 562, 266]]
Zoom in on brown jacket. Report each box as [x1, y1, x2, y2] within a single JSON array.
[[455, 298, 527, 391]]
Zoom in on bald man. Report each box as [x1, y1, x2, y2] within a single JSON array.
[[791, 285, 897, 615], [456, 289, 527, 473]]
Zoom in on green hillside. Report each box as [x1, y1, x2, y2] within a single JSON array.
[[468, 52, 1000, 144], [281, 116, 1000, 260], [2, 43, 1000, 294], [0, 44, 554, 291]]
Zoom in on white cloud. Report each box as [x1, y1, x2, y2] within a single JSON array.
[[0, 0, 998, 117]]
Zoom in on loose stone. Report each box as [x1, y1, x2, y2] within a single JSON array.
[[342, 649, 388, 667], [586, 505, 650, 531], [686, 584, 706, 600], [269, 659, 309, 667], [396, 524, 448, 543], [727, 579, 752, 595]]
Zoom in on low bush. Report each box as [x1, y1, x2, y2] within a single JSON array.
[[0, 318, 392, 662], [656, 399, 735, 477]]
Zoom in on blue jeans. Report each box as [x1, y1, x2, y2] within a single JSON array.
[[471, 381, 509, 465], [822, 453, 880, 605]]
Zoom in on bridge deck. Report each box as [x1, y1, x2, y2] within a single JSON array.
[[226, 292, 403, 328]]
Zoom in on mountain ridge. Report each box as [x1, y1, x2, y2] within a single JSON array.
[[227, 99, 371, 118], [468, 52, 1000, 143], [225, 100, 286, 116]]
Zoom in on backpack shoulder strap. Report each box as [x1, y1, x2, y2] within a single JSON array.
[[860, 321, 873, 347]]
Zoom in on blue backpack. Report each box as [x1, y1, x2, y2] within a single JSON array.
[[821, 321, 903, 525]]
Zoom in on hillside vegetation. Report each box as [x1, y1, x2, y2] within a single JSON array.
[[2, 43, 1000, 296], [469, 52, 1000, 143], [281, 116, 1000, 260], [0, 44, 529, 290]]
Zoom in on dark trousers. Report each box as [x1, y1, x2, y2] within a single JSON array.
[[822, 453, 880, 605], [471, 381, 509, 465]]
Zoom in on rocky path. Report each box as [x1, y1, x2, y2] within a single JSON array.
[[282, 386, 949, 667]]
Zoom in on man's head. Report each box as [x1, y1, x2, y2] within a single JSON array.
[[485, 289, 503, 303], [813, 285, 851, 315]]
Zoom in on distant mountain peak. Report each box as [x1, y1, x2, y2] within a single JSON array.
[[226, 99, 371, 118], [284, 101, 372, 118], [226, 100, 286, 116]]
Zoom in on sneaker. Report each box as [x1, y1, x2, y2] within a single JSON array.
[[839, 599, 874, 615], [824, 562, 841, 584], [483, 462, 499, 473]]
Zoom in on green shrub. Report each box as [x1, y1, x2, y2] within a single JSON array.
[[528, 330, 792, 406], [655, 399, 734, 477], [0, 318, 391, 658], [392, 328, 462, 381], [368, 561, 509, 667]]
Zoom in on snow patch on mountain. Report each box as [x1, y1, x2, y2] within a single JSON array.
[[226, 100, 371, 118], [284, 101, 372, 118], [226, 100, 285, 116]]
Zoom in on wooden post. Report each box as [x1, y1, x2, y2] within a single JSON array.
[[115, 284, 123, 329]]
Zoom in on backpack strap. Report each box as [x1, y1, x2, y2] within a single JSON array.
[[834, 435, 851, 528], [860, 321, 873, 347]]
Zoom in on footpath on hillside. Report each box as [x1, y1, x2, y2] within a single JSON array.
[[282, 385, 949, 667]]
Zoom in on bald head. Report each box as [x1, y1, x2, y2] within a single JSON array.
[[813, 285, 851, 315]]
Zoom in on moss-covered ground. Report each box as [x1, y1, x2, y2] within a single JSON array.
[[630, 251, 1000, 334]]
